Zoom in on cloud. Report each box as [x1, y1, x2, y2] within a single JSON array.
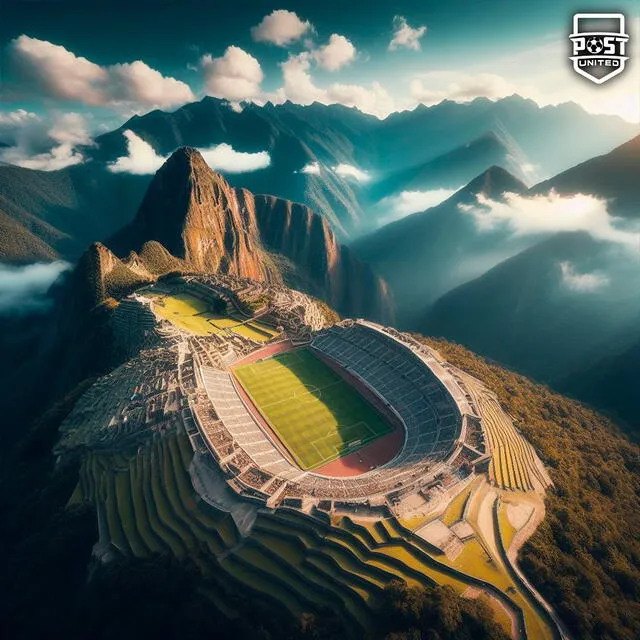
[[47, 112, 93, 146], [275, 53, 394, 118], [459, 191, 640, 246], [379, 188, 459, 220], [389, 16, 427, 51], [312, 34, 356, 71], [326, 82, 393, 116], [0, 261, 71, 315], [199, 143, 270, 173], [0, 109, 39, 134], [108, 131, 270, 175], [108, 130, 166, 174], [8, 35, 194, 110], [277, 53, 318, 103], [559, 262, 609, 292], [298, 161, 320, 175], [333, 163, 370, 182], [0, 112, 92, 170], [251, 10, 311, 46], [410, 72, 516, 105], [106, 60, 194, 109], [199, 46, 263, 102], [0, 109, 41, 149], [0, 144, 85, 171]]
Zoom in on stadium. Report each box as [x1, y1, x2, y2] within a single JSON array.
[[126, 275, 480, 517]]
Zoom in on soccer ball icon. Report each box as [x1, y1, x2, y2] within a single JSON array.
[[586, 37, 604, 54]]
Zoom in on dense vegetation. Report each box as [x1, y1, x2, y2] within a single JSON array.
[[423, 337, 640, 640], [378, 581, 509, 640]]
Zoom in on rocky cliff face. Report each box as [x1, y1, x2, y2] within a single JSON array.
[[250, 193, 390, 320], [108, 147, 391, 321], [111, 147, 277, 281]]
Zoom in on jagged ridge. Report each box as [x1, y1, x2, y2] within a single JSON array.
[[108, 147, 391, 321]]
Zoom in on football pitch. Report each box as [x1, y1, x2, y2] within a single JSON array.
[[233, 348, 393, 470]]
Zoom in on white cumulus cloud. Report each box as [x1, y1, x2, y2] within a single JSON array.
[[199, 143, 270, 173], [559, 262, 610, 292], [0, 261, 71, 315], [459, 191, 639, 247], [108, 131, 270, 175], [389, 16, 427, 51], [9, 35, 194, 110], [0, 112, 92, 171], [108, 130, 166, 175], [0, 109, 39, 133], [251, 9, 311, 46], [274, 53, 394, 118], [312, 34, 356, 71], [0, 144, 85, 171], [48, 112, 93, 146], [106, 60, 194, 109], [298, 161, 321, 175], [334, 163, 370, 182], [199, 46, 264, 102]]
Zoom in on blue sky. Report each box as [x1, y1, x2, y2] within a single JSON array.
[[0, 0, 638, 153]]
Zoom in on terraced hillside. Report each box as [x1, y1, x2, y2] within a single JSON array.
[[70, 426, 557, 640], [457, 372, 552, 493]]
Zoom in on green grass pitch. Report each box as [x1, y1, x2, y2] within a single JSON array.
[[233, 348, 393, 470]]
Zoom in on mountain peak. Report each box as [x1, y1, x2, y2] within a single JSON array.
[[162, 145, 214, 176], [156, 146, 232, 198], [465, 165, 527, 198], [166, 145, 203, 162], [106, 150, 391, 321], [109, 145, 271, 277]]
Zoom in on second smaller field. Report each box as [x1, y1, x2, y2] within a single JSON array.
[[142, 290, 277, 341], [233, 349, 393, 470]]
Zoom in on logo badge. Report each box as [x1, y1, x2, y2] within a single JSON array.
[[569, 13, 629, 84]]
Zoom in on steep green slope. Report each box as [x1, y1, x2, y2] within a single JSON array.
[[0, 162, 149, 261], [422, 232, 640, 383]]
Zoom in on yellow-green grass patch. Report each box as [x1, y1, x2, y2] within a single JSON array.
[[442, 484, 474, 526], [498, 503, 518, 552], [144, 290, 275, 341]]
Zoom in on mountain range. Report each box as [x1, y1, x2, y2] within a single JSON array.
[[0, 97, 638, 434], [0, 96, 636, 264], [354, 134, 640, 317], [2, 95, 635, 264], [353, 165, 532, 318], [366, 131, 527, 202], [90, 95, 637, 236]]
